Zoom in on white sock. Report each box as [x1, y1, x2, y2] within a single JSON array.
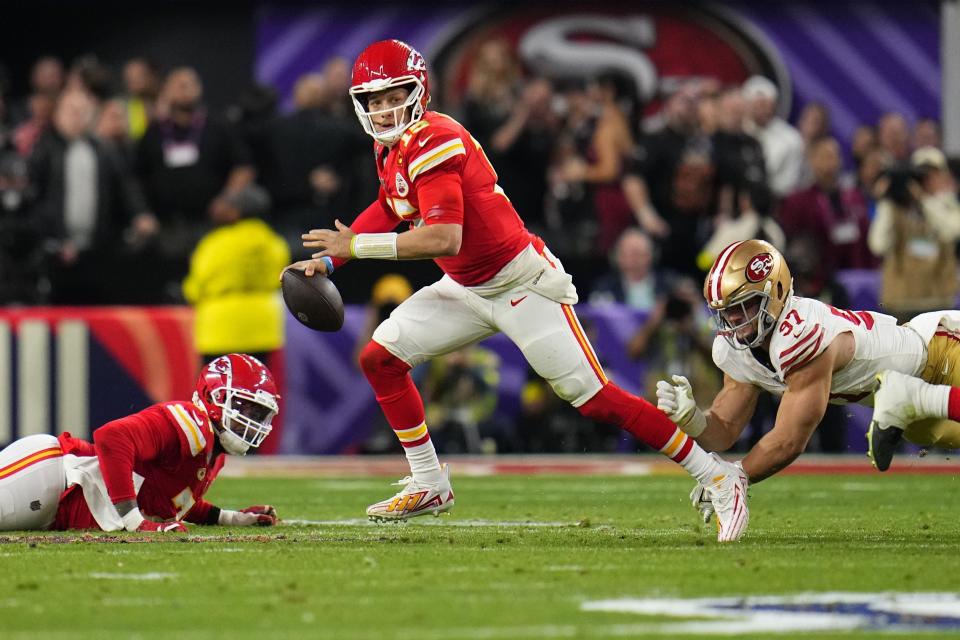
[[393, 422, 443, 484], [662, 429, 724, 485], [915, 381, 950, 418]]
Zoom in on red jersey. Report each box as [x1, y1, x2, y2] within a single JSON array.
[[54, 401, 225, 530], [351, 111, 537, 286]]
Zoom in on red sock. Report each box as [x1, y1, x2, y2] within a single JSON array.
[[948, 387, 960, 422], [358, 341, 425, 431], [578, 382, 691, 458]]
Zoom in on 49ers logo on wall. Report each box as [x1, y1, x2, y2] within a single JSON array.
[[745, 253, 774, 282], [431, 3, 790, 116]]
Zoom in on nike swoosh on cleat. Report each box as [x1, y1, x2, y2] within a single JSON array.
[[510, 296, 528, 307]]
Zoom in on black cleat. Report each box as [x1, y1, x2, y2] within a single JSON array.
[[867, 420, 903, 472]]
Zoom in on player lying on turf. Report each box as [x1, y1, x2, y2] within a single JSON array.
[[0, 354, 280, 533], [655, 239, 960, 522], [285, 39, 748, 542]]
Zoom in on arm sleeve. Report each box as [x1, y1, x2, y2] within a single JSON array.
[[415, 169, 464, 225], [332, 194, 401, 269], [92, 410, 175, 504], [185, 499, 219, 525]]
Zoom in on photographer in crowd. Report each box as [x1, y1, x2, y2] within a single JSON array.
[[868, 146, 960, 321]]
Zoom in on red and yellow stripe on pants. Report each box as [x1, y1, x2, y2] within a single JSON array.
[[659, 429, 694, 463], [910, 328, 960, 448], [393, 422, 430, 448], [0, 446, 63, 481], [560, 305, 608, 385]]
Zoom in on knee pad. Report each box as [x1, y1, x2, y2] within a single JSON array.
[[359, 341, 410, 383]]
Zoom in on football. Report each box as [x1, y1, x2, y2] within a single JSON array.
[[281, 268, 345, 332]]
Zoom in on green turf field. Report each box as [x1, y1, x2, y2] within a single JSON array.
[[2, 472, 959, 639]]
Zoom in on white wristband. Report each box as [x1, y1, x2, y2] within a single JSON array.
[[121, 507, 145, 531], [682, 408, 707, 438], [351, 233, 398, 260]]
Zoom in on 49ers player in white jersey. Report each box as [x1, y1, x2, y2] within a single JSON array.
[[287, 39, 749, 541], [656, 239, 960, 525]]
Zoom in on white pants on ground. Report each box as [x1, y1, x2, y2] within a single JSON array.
[[0, 434, 66, 531]]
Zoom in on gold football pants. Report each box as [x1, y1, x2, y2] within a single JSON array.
[[906, 330, 960, 448]]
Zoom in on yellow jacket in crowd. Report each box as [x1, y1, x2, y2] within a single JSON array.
[[183, 218, 291, 356]]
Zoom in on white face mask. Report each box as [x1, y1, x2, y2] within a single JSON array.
[[350, 79, 425, 145], [200, 388, 278, 456]]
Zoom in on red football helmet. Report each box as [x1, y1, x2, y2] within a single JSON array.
[[350, 39, 430, 145], [194, 354, 280, 455]]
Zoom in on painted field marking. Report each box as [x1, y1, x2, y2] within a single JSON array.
[[88, 572, 177, 581], [581, 592, 960, 634]]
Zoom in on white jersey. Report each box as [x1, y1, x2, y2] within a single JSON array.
[[713, 296, 927, 404]]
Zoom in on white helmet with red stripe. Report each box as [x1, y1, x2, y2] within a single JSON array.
[[703, 239, 792, 349]]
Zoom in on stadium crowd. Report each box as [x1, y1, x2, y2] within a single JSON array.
[[1, 46, 958, 454]]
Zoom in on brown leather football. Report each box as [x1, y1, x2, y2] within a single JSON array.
[[281, 269, 344, 332]]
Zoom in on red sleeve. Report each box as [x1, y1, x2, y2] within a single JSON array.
[[185, 498, 216, 525], [92, 408, 177, 504], [415, 170, 464, 226], [57, 432, 96, 456], [331, 194, 401, 269]]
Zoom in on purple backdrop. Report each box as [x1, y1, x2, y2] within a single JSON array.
[[256, 0, 940, 155]]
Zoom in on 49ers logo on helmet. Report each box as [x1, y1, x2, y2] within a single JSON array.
[[745, 253, 774, 282]]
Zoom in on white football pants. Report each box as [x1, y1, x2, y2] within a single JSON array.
[[372, 252, 607, 407], [0, 434, 66, 531]]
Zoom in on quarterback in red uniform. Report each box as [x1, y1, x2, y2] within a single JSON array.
[[0, 354, 280, 532], [287, 40, 749, 541]]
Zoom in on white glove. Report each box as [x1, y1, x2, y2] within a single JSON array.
[[218, 505, 278, 527], [690, 482, 715, 524], [655, 375, 706, 437]]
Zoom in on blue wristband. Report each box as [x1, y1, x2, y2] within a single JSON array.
[[320, 256, 334, 274]]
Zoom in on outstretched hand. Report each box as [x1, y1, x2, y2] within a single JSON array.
[[303, 219, 355, 260]]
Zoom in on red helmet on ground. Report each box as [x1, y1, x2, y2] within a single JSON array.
[[194, 354, 280, 455], [350, 39, 430, 145]]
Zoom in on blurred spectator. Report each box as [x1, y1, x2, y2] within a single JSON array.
[[462, 42, 560, 231], [877, 111, 910, 162], [465, 75, 558, 232], [227, 82, 279, 188], [711, 86, 766, 219], [121, 57, 161, 140], [742, 75, 805, 198], [13, 92, 55, 157], [28, 90, 149, 303], [913, 117, 942, 150], [850, 124, 878, 167], [265, 72, 363, 258], [423, 346, 505, 454], [182, 184, 289, 364], [321, 56, 354, 117], [544, 79, 598, 255], [847, 144, 888, 220], [9, 56, 63, 125], [95, 98, 135, 166], [65, 55, 113, 103], [589, 228, 660, 312], [136, 67, 254, 297], [797, 101, 831, 146], [627, 277, 720, 409], [778, 137, 875, 294], [868, 146, 960, 320], [698, 182, 785, 271], [622, 83, 713, 277], [557, 72, 637, 254]]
